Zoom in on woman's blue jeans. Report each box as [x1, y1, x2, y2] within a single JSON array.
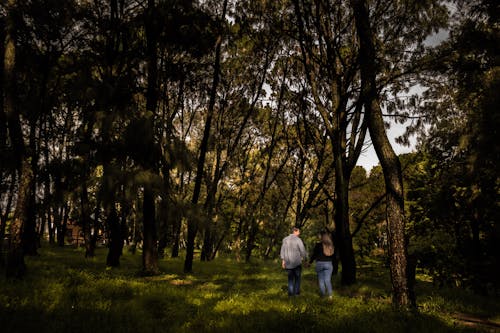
[[315, 261, 333, 296]]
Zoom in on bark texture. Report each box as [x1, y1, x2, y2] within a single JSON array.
[[4, 0, 33, 278], [141, 0, 160, 275], [351, 0, 411, 307]]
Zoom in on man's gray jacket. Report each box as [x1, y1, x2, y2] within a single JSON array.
[[280, 234, 307, 269]]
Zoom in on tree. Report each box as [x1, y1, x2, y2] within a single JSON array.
[[290, 0, 368, 285], [409, 0, 500, 293], [351, 0, 410, 308], [350, 0, 450, 308], [141, 0, 161, 275], [3, 0, 33, 278], [183, 0, 228, 273]]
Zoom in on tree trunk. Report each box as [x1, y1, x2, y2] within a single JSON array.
[[41, 120, 52, 244], [22, 122, 39, 256], [245, 219, 258, 263], [184, 0, 228, 273], [6, 159, 32, 278], [4, 0, 33, 278], [47, 207, 55, 244], [0, 175, 16, 255], [91, 203, 101, 251], [351, 0, 411, 308], [201, 195, 216, 261], [0, 15, 6, 146], [106, 203, 122, 267], [157, 200, 169, 259], [56, 205, 66, 247], [200, 226, 212, 261], [142, 0, 160, 275], [171, 215, 181, 258], [80, 106, 96, 257], [333, 159, 357, 285], [81, 184, 95, 258], [291, 0, 359, 285], [37, 207, 45, 246], [471, 208, 481, 258], [142, 184, 159, 274], [62, 204, 70, 244], [210, 230, 226, 261], [22, 183, 37, 255]]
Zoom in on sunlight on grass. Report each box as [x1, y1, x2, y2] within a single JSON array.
[[0, 245, 498, 333]]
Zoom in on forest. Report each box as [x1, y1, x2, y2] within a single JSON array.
[[0, 0, 499, 331]]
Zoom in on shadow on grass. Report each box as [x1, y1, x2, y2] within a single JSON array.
[[0, 293, 199, 333], [1, 247, 497, 333], [1, 298, 475, 333], [180, 304, 477, 333]]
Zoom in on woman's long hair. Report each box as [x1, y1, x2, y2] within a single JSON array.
[[321, 231, 334, 256]]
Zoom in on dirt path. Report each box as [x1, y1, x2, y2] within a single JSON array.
[[453, 313, 500, 332]]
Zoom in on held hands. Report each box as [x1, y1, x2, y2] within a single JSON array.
[[281, 260, 310, 269]]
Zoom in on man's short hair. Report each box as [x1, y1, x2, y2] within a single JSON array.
[[292, 226, 300, 233]]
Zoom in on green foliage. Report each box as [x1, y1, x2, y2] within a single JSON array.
[[350, 166, 386, 257], [0, 245, 497, 332], [2, 0, 497, 311], [406, 1, 500, 294]]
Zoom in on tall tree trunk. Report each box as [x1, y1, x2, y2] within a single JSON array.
[[157, 199, 169, 259], [22, 181, 37, 255], [22, 122, 39, 256], [142, 0, 160, 275], [106, 202, 122, 267], [80, 112, 96, 257], [184, 0, 228, 273], [58, 204, 70, 247], [4, 0, 33, 278], [291, 0, 359, 285], [42, 119, 52, 244], [351, 0, 411, 308], [245, 219, 258, 263], [142, 184, 158, 274], [56, 206, 65, 247], [37, 206, 45, 245], [0, 15, 6, 145], [91, 202, 101, 251], [200, 220, 213, 261], [0, 175, 16, 255], [470, 208, 481, 258], [48, 206, 55, 244], [81, 184, 95, 258], [101, 149, 120, 262], [201, 184, 217, 261], [6, 159, 31, 278], [210, 229, 227, 261], [333, 158, 357, 284], [171, 215, 181, 258]]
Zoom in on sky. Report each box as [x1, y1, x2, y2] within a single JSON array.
[[356, 28, 450, 173], [356, 121, 417, 173]]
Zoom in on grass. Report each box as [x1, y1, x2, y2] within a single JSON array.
[[0, 245, 498, 333]]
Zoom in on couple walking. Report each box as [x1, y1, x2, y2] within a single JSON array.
[[280, 227, 335, 298]]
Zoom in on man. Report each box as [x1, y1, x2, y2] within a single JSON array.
[[280, 227, 307, 296]]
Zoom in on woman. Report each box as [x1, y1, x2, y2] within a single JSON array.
[[309, 231, 334, 299]]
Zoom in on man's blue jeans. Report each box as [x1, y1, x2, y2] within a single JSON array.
[[286, 265, 302, 296], [315, 261, 333, 296]]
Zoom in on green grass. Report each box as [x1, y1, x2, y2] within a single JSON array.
[[0, 245, 498, 333]]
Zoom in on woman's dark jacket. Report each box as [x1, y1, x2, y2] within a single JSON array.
[[309, 242, 334, 264]]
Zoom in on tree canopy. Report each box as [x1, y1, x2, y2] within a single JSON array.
[[1, 0, 498, 308]]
